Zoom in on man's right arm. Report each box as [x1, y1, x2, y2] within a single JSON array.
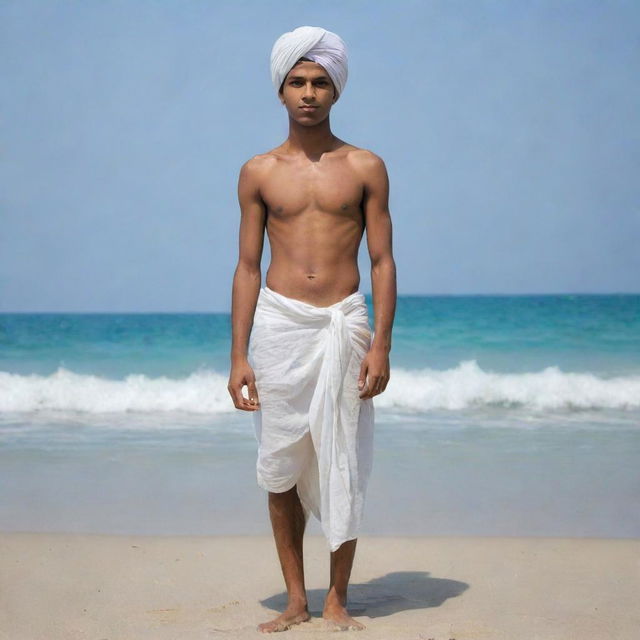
[[228, 157, 266, 411]]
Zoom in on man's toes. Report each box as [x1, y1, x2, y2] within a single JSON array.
[[257, 623, 285, 633], [324, 614, 365, 631], [257, 611, 310, 633], [257, 619, 287, 633]]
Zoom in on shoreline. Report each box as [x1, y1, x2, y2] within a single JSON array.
[[2, 532, 639, 639]]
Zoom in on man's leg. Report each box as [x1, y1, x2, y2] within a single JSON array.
[[322, 538, 366, 630], [257, 485, 311, 633]]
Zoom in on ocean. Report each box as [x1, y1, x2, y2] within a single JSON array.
[[1, 293, 639, 539]]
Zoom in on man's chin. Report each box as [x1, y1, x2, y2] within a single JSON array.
[[292, 113, 328, 125]]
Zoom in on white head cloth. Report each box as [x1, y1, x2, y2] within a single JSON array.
[[270, 26, 348, 101]]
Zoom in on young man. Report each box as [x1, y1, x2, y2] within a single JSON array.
[[228, 25, 396, 633]]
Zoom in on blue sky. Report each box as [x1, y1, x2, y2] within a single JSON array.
[[1, 0, 638, 312]]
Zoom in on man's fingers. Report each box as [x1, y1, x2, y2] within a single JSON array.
[[227, 384, 243, 409], [359, 373, 389, 398], [227, 381, 260, 411], [239, 381, 259, 410], [375, 375, 389, 394], [357, 363, 368, 391], [358, 375, 372, 398], [247, 380, 260, 406]]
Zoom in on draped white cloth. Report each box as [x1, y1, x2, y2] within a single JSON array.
[[270, 25, 349, 101], [248, 285, 375, 552]]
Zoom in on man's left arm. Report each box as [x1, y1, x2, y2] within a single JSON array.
[[356, 151, 397, 399]]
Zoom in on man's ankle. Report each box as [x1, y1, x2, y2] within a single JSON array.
[[324, 586, 347, 607], [287, 593, 308, 609]]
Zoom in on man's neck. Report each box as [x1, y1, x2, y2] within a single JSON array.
[[283, 118, 339, 159]]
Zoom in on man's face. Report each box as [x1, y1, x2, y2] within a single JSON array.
[[279, 61, 336, 124]]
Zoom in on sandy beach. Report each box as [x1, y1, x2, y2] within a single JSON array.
[[1, 532, 638, 639]]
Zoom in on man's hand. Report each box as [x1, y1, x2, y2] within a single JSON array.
[[357, 348, 390, 399], [228, 359, 260, 411]]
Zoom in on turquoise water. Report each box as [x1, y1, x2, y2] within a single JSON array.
[[2, 293, 639, 378], [1, 294, 639, 538]]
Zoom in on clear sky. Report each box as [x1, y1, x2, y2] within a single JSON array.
[[1, 0, 638, 312]]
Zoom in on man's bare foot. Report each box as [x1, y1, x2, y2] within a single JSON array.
[[257, 604, 311, 633], [322, 599, 365, 631]]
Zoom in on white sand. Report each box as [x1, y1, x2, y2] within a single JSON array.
[[1, 533, 639, 639]]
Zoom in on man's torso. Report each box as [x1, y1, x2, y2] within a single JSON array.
[[251, 140, 370, 307]]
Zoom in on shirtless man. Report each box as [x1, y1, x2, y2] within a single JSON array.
[[228, 27, 396, 633]]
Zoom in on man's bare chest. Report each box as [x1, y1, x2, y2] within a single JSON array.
[[261, 161, 364, 219]]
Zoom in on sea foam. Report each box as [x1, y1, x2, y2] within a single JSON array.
[[1, 360, 639, 414]]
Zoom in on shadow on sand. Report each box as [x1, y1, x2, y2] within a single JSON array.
[[260, 571, 469, 617]]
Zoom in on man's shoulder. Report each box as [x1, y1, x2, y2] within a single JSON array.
[[344, 145, 387, 176], [240, 150, 279, 175], [244, 141, 291, 166]]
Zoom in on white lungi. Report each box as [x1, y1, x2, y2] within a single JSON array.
[[248, 285, 375, 552]]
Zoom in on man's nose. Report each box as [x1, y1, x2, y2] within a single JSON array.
[[303, 83, 316, 98]]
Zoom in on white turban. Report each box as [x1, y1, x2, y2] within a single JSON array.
[[270, 26, 348, 101]]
